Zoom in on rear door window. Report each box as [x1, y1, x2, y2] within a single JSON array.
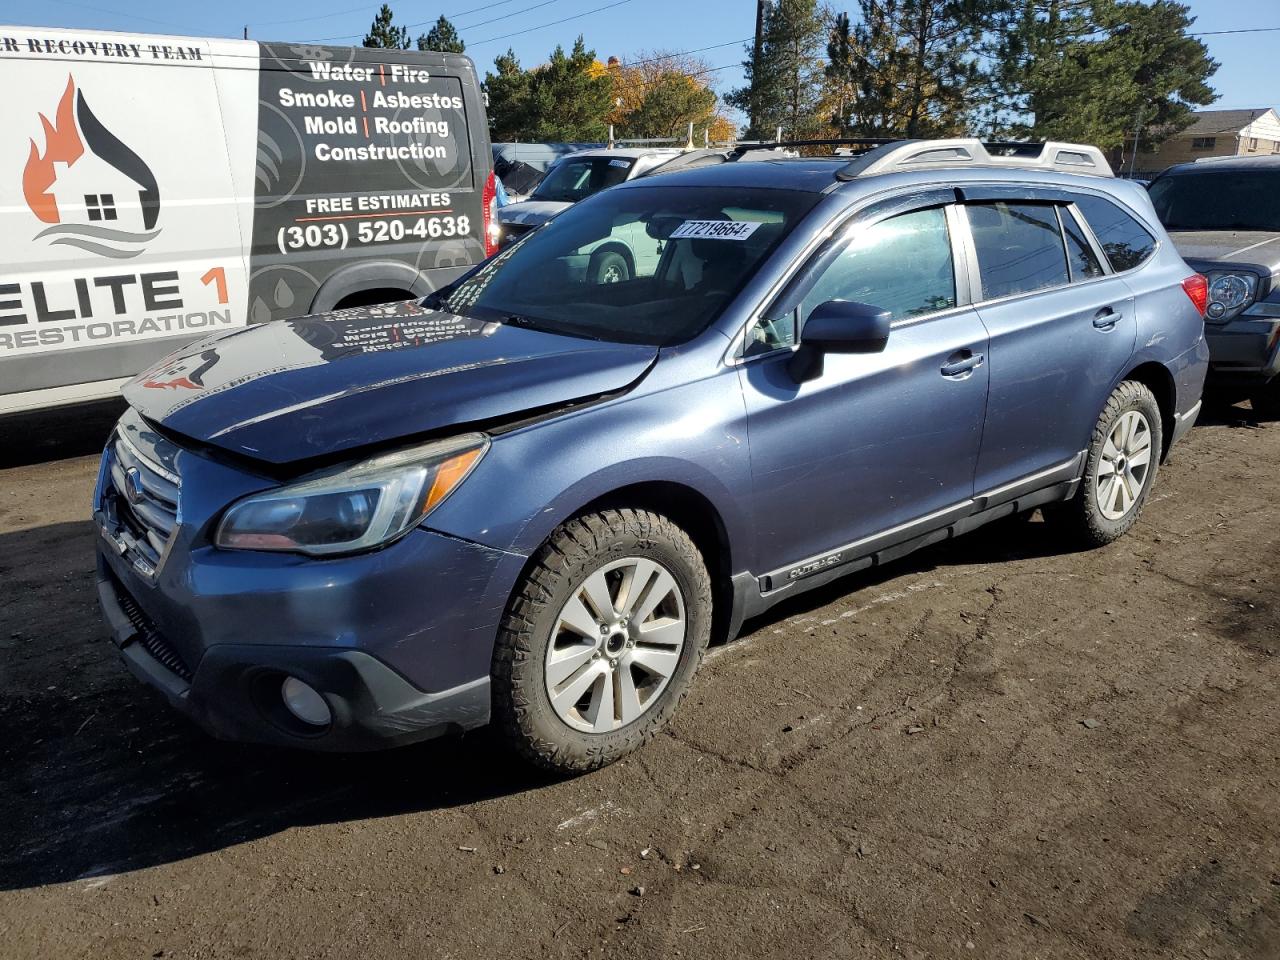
[[967, 202, 1069, 300], [1073, 195, 1157, 271], [1061, 207, 1105, 281]]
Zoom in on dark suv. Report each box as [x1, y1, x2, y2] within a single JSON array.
[[1148, 155, 1280, 414], [96, 139, 1209, 772]]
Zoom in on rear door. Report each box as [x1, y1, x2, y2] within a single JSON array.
[[963, 195, 1137, 493]]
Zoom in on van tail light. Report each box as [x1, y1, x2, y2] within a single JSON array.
[[482, 171, 499, 257], [1181, 273, 1208, 317]]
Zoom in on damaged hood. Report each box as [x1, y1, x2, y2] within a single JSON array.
[[124, 301, 656, 465]]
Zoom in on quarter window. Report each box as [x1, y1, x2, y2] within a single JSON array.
[[1061, 207, 1104, 280], [1073, 195, 1157, 272], [967, 202, 1069, 300]]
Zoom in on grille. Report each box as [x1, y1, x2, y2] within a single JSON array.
[[112, 574, 193, 683], [104, 431, 180, 576]]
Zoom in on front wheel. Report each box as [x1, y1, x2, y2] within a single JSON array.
[[1046, 380, 1162, 547], [492, 509, 712, 773]]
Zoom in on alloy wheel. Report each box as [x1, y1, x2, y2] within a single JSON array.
[[1096, 409, 1153, 521], [544, 557, 687, 733]]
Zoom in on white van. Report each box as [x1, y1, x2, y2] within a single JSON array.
[[0, 26, 497, 414]]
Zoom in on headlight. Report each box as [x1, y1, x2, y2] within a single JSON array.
[[1205, 271, 1258, 321], [215, 433, 489, 555]]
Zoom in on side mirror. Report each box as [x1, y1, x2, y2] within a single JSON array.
[[788, 300, 891, 381]]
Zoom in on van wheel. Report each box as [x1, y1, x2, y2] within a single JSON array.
[[492, 509, 711, 773], [589, 250, 630, 284], [1047, 381, 1162, 547]]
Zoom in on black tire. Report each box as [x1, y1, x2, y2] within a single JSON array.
[[1249, 380, 1280, 420], [492, 509, 712, 773], [1046, 380, 1163, 548], [589, 250, 630, 285]]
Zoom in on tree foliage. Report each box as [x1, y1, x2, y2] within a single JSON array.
[[483, 37, 615, 141], [981, 0, 1217, 150], [607, 52, 735, 141], [418, 15, 465, 53], [728, 0, 828, 139], [362, 3, 409, 50]]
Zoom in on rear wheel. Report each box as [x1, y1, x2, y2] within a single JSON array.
[[492, 509, 711, 773], [1046, 380, 1162, 547], [589, 250, 630, 285]]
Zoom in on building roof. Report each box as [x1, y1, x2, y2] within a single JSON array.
[[1180, 108, 1272, 137]]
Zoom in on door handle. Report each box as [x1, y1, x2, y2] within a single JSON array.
[[1093, 308, 1121, 330], [941, 351, 985, 378]]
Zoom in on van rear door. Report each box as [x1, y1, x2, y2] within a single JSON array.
[[245, 44, 495, 321]]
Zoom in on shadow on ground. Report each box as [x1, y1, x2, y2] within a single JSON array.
[[0, 399, 1263, 892], [0, 501, 1092, 891], [0, 400, 126, 469]]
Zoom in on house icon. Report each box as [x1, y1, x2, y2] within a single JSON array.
[[49, 154, 150, 232]]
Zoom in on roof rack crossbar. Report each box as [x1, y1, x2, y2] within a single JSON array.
[[835, 138, 1114, 181]]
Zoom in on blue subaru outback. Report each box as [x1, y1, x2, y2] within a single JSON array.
[[96, 139, 1209, 772]]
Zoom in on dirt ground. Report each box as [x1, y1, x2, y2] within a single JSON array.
[[0, 399, 1277, 960]]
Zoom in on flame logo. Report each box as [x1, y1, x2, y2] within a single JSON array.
[[22, 74, 163, 259], [23, 76, 83, 224]]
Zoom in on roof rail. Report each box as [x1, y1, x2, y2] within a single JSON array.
[[835, 138, 1114, 181], [734, 137, 898, 154]]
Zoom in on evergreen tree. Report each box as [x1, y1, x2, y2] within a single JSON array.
[[524, 37, 615, 141], [418, 15, 465, 53], [483, 38, 614, 142], [728, 0, 827, 139], [984, 0, 1217, 150], [363, 4, 409, 49], [484, 48, 533, 141]]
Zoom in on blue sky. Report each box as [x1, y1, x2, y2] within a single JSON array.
[[8, 0, 1279, 114]]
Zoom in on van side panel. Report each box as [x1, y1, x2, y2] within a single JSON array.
[[0, 28, 250, 402]]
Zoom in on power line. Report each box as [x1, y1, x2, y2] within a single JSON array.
[[455, 0, 561, 32], [469, 0, 635, 45], [253, 0, 533, 30], [1190, 25, 1280, 37], [622, 38, 753, 67], [41, 0, 185, 28]]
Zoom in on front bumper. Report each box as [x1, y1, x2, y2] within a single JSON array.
[[97, 552, 496, 750], [1204, 312, 1280, 388]]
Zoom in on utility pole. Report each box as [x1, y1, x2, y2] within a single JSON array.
[[751, 0, 768, 135]]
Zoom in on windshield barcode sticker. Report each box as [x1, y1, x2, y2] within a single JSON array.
[[609, 158, 631, 168], [670, 220, 762, 241]]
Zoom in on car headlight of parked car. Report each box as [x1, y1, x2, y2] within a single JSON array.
[[1205, 270, 1259, 321], [215, 433, 489, 556]]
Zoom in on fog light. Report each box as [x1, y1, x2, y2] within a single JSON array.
[[1206, 301, 1226, 319], [281, 677, 331, 727]]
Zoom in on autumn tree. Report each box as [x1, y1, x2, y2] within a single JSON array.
[[607, 51, 735, 142]]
